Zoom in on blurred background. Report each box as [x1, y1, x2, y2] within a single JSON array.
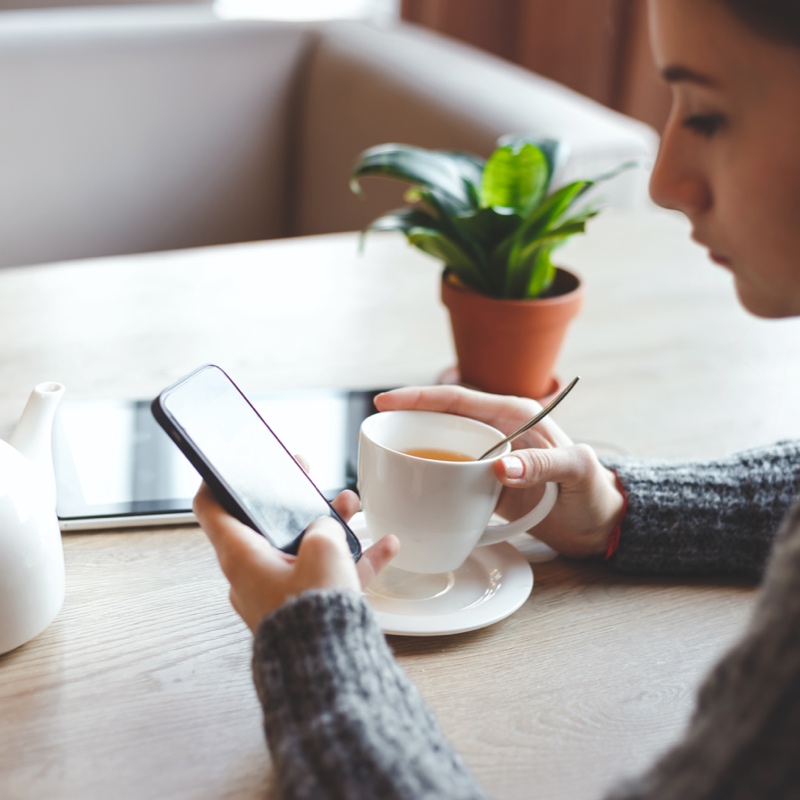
[[0, 0, 670, 131]]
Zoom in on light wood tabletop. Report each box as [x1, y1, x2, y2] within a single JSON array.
[[1, 209, 799, 800]]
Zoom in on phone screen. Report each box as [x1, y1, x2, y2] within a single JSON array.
[[156, 365, 360, 557]]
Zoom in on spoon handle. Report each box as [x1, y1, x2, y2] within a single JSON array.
[[478, 376, 580, 460]]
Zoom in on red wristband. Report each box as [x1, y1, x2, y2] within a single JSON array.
[[604, 470, 627, 560]]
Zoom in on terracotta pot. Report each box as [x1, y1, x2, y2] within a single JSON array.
[[440, 268, 584, 399]]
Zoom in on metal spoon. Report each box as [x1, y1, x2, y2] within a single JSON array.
[[477, 376, 580, 460]]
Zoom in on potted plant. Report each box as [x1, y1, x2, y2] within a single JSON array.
[[350, 136, 622, 399]]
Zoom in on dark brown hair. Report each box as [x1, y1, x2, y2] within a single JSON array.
[[721, 0, 800, 48]]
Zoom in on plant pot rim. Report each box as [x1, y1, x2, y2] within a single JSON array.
[[442, 266, 584, 308]]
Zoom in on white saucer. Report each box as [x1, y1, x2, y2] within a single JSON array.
[[351, 513, 534, 636]]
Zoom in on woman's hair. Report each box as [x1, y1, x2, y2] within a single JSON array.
[[721, 0, 800, 48]]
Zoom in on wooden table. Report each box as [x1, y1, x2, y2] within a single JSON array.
[[1, 210, 799, 800]]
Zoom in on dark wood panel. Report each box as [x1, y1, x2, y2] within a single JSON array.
[[402, 0, 523, 61], [514, 0, 628, 107], [401, 0, 671, 130]]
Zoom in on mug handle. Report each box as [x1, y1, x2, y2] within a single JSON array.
[[476, 482, 558, 548]]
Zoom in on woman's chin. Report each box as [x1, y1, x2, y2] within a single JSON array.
[[735, 281, 800, 319]]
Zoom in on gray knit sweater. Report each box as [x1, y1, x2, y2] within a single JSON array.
[[252, 441, 800, 799]]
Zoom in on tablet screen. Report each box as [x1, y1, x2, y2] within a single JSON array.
[[53, 388, 385, 531]]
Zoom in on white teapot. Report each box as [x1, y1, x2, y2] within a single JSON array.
[[0, 382, 66, 655]]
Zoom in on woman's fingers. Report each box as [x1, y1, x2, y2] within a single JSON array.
[[356, 534, 400, 588], [194, 482, 399, 632], [330, 489, 360, 522], [374, 385, 574, 449], [193, 483, 290, 578], [294, 453, 311, 474], [303, 515, 399, 590], [193, 482, 253, 560], [489, 444, 624, 560], [375, 385, 538, 431]]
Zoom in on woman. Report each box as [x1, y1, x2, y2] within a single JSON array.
[[195, 1, 800, 797]]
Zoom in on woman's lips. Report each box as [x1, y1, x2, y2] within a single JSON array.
[[692, 232, 732, 268], [709, 251, 732, 267]]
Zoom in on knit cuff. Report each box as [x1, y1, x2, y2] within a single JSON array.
[[604, 470, 627, 560], [601, 441, 800, 578], [253, 589, 394, 721]]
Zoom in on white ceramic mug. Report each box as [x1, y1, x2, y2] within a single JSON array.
[[358, 410, 557, 574]]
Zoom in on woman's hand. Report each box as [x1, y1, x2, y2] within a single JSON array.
[[193, 483, 399, 632], [375, 385, 624, 559]]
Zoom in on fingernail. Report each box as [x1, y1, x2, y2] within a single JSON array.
[[502, 456, 523, 478]]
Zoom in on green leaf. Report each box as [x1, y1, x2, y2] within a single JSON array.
[[500, 180, 593, 297], [504, 228, 579, 295], [453, 206, 520, 252], [589, 158, 642, 185], [360, 209, 487, 292], [504, 208, 600, 298], [500, 242, 556, 298], [532, 179, 594, 229], [350, 144, 478, 213], [450, 207, 519, 294], [496, 135, 568, 186], [441, 151, 485, 206], [547, 210, 598, 237], [365, 207, 442, 234], [359, 207, 443, 251], [404, 186, 487, 267], [508, 180, 593, 252], [350, 144, 486, 268], [405, 227, 490, 293], [524, 246, 557, 298], [480, 142, 549, 215]]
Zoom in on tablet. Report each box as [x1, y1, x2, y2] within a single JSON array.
[[53, 387, 386, 532]]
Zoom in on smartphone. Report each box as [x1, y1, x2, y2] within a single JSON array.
[[151, 364, 362, 559]]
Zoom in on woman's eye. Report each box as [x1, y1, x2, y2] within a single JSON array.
[[681, 113, 725, 137]]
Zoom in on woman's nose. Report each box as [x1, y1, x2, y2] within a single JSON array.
[[649, 123, 712, 216]]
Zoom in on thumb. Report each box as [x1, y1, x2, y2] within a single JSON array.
[[295, 516, 360, 590], [300, 516, 352, 559], [494, 444, 595, 488]]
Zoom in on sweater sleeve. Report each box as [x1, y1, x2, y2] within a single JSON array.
[[251, 501, 800, 800], [602, 440, 800, 579], [604, 496, 800, 800], [252, 589, 486, 800]]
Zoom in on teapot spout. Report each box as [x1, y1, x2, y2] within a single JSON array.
[[9, 382, 65, 510]]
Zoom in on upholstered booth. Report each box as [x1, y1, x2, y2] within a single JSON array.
[[0, 5, 658, 268]]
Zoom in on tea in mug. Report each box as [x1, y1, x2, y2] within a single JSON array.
[[403, 447, 474, 462]]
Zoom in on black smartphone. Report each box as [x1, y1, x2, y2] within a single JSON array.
[[151, 364, 362, 559]]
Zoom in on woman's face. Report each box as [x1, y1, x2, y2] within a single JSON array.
[[648, 0, 800, 318]]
